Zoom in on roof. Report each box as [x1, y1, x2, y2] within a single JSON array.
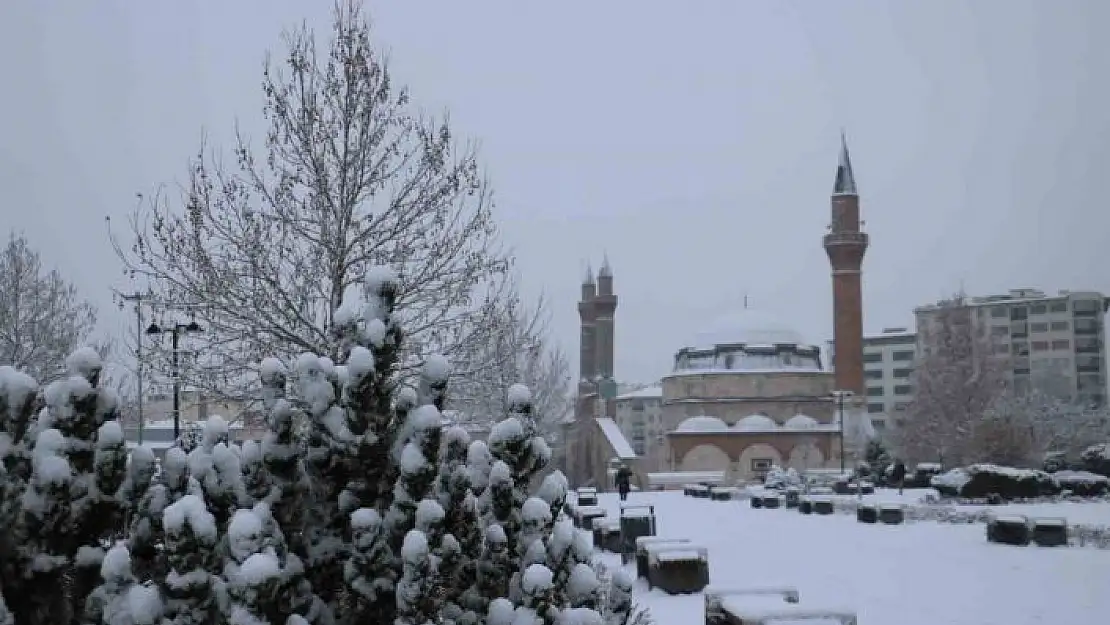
[[833, 130, 857, 195], [615, 385, 663, 401], [683, 309, 812, 352], [595, 417, 637, 459]]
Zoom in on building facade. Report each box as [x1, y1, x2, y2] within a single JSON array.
[[613, 385, 664, 460], [914, 288, 1110, 405], [828, 328, 918, 434], [657, 310, 842, 481]]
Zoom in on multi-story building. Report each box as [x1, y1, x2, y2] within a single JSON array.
[[613, 385, 663, 458], [826, 327, 917, 435], [914, 288, 1110, 406]]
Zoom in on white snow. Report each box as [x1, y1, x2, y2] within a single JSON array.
[[100, 543, 132, 580], [364, 265, 398, 293], [782, 414, 819, 430], [236, 551, 282, 585], [162, 494, 218, 542], [401, 529, 429, 562], [522, 497, 552, 524], [363, 318, 387, 346], [488, 417, 525, 448], [521, 563, 554, 594], [399, 443, 429, 475], [422, 354, 451, 384], [415, 498, 445, 530], [595, 417, 636, 459], [259, 357, 286, 381], [614, 385, 663, 401], [590, 490, 1110, 625], [408, 404, 442, 432], [674, 416, 729, 432], [507, 383, 532, 408], [732, 414, 779, 431], [487, 598, 515, 625], [65, 346, 103, 378], [31, 428, 71, 486], [126, 584, 164, 625], [351, 507, 381, 530], [0, 365, 38, 408], [346, 346, 375, 380]]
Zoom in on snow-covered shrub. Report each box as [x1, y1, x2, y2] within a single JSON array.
[[1052, 470, 1110, 497], [931, 464, 1060, 500], [1081, 443, 1110, 477], [0, 348, 131, 625], [763, 466, 801, 490]]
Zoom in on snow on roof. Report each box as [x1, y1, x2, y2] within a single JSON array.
[[783, 414, 820, 430], [595, 417, 637, 459], [733, 414, 779, 431], [675, 416, 728, 433], [685, 309, 810, 351], [615, 385, 663, 401]]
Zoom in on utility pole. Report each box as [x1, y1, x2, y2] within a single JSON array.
[[116, 291, 148, 444]]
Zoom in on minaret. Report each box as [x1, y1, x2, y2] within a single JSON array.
[[594, 254, 617, 384], [824, 132, 869, 396], [578, 264, 598, 388]]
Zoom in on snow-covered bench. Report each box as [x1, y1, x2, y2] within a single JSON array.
[[575, 487, 598, 507], [592, 518, 622, 552], [634, 536, 691, 579], [1031, 516, 1068, 547], [647, 544, 709, 594], [573, 505, 606, 530], [619, 504, 657, 561], [711, 486, 739, 501], [987, 514, 1032, 545], [704, 586, 857, 625]]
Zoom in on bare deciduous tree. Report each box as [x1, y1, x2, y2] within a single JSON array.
[[447, 287, 572, 436], [0, 232, 98, 382], [892, 294, 1009, 466], [112, 0, 510, 402], [985, 381, 1110, 465]]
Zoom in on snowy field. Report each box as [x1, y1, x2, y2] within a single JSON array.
[[804, 488, 1110, 526], [590, 491, 1110, 625]]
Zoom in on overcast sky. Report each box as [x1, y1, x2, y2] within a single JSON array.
[[2, 0, 1108, 385]]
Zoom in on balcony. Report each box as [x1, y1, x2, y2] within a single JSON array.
[[823, 232, 870, 248]]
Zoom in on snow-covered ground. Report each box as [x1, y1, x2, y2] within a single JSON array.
[[590, 491, 1110, 625], [799, 487, 1110, 526]]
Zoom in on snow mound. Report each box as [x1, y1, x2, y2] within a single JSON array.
[[675, 416, 728, 433]]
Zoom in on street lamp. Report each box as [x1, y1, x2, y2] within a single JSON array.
[[146, 320, 203, 439], [831, 389, 854, 473]]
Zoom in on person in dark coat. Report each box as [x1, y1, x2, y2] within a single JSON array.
[[615, 464, 633, 501], [891, 460, 908, 495]]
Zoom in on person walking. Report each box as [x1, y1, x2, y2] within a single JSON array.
[[891, 459, 907, 495], [615, 464, 633, 502]]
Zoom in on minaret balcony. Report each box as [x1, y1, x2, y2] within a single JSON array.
[[823, 231, 869, 249]]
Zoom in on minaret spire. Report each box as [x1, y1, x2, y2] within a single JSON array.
[[584, 261, 596, 285], [833, 129, 857, 196], [598, 252, 612, 278]]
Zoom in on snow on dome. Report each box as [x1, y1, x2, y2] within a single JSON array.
[[675, 416, 728, 433], [732, 414, 779, 431], [687, 309, 808, 349], [783, 414, 819, 430]]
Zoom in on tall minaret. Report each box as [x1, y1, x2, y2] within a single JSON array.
[[824, 132, 869, 396], [594, 255, 617, 384], [578, 264, 598, 388]]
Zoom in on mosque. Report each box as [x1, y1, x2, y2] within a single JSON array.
[[561, 134, 870, 488]]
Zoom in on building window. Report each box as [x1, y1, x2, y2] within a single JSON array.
[[1010, 307, 1028, 321], [894, 401, 910, 412], [751, 458, 773, 472], [893, 367, 912, 379], [872, 420, 886, 431], [892, 350, 914, 361], [894, 384, 913, 396], [1032, 341, 1049, 352], [865, 369, 883, 380], [991, 325, 1009, 337], [1030, 322, 1048, 333], [864, 352, 883, 363], [1052, 339, 1071, 350], [1073, 299, 1102, 315], [1030, 304, 1047, 315], [1051, 321, 1070, 332], [630, 400, 644, 411], [867, 403, 884, 414], [1050, 301, 1069, 313], [866, 386, 884, 397], [1074, 318, 1101, 335], [992, 343, 1009, 354], [1011, 321, 1028, 338], [1076, 337, 1101, 353], [990, 306, 1008, 318]]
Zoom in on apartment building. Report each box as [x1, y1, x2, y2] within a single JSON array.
[[914, 288, 1109, 406], [613, 385, 664, 462], [826, 328, 917, 434]]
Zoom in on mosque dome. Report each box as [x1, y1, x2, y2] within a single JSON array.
[[732, 414, 779, 431], [675, 416, 729, 433], [687, 309, 808, 350], [783, 414, 820, 430]]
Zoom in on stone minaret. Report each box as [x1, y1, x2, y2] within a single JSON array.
[[594, 255, 618, 383], [824, 132, 869, 396], [578, 264, 598, 389]]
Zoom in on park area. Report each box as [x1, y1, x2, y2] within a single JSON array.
[[581, 489, 1110, 625]]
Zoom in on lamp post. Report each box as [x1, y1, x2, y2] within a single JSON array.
[[831, 390, 854, 473], [146, 320, 203, 439]]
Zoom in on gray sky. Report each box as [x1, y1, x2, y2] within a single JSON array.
[[2, 0, 1108, 385]]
